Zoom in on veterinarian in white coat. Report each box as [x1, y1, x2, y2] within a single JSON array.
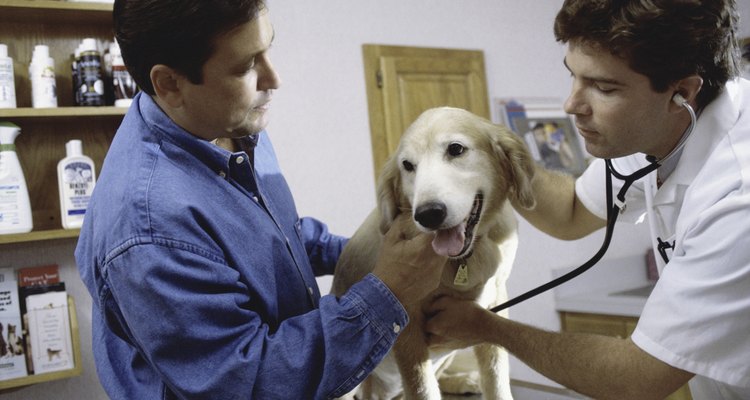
[[425, 1, 750, 399]]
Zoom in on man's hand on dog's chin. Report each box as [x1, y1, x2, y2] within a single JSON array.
[[372, 212, 447, 307]]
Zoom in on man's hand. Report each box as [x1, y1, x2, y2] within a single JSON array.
[[372, 213, 447, 306], [425, 295, 695, 400]]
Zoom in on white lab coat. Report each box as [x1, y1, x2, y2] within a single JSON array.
[[575, 78, 750, 399]]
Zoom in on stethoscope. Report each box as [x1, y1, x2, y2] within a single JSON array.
[[491, 94, 697, 313]]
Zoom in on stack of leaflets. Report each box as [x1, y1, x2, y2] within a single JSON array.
[[18, 265, 74, 375], [0, 268, 28, 380]]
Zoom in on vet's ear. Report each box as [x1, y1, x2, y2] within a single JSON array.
[[493, 124, 537, 209], [376, 155, 402, 234]]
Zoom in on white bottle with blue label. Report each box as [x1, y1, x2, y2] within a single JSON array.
[[0, 122, 33, 234], [57, 139, 96, 229], [0, 44, 17, 108]]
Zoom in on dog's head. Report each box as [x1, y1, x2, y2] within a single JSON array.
[[377, 107, 536, 258]]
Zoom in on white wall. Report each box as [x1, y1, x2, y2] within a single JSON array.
[[264, 0, 643, 387], [3, 1, 749, 398]]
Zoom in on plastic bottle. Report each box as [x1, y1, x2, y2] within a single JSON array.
[[110, 41, 138, 107], [0, 122, 33, 234], [71, 45, 82, 106], [102, 42, 113, 105], [57, 139, 96, 229], [0, 44, 17, 109], [29, 45, 58, 108], [77, 38, 105, 106]]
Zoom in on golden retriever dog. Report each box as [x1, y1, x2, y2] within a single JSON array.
[[332, 107, 536, 400]]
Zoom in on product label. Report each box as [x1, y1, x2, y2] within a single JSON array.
[[30, 66, 57, 108], [77, 53, 104, 106], [0, 184, 22, 226], [0, 61, 16, 107]]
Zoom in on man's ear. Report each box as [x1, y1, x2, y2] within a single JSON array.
[[150, 64, 184, 108], [670, 75, 703, 110]]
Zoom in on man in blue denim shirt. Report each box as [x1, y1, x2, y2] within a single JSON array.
[[75, 1, 446, 398]]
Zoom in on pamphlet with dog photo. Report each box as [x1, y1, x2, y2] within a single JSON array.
[[0, 268, 28, 380], [17, 264, 65, 375], [26, 291, 74, 374]]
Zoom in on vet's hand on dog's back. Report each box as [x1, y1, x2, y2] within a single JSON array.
[[372, 212, 446, 307]]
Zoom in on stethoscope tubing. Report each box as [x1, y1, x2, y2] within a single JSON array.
[[490, 100, 696, 314], [489, 162, 622, 313]]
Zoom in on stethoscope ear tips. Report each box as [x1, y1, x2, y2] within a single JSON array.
[[672, 93, 687, 106]]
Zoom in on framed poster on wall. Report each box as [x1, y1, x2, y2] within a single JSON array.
[[494, 97, 589, 176]]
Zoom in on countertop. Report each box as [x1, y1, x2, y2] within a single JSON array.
[[553, 254, 654, 317]]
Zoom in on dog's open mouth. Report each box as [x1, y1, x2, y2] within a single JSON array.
[[431, 193, 483, 258]]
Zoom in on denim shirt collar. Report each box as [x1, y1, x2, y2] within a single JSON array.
[[135, 92, 259, 173]]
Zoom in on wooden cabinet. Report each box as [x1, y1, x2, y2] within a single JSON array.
[[560, 311, 638, 339], [0, 0, 121, 390], [560, 311, 692, 400], [0, 0, 124, 243], [0, 108, 123, 241]]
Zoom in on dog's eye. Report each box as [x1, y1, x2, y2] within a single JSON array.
[[447, 142, 465, 157], [402, 160, 415, 172]]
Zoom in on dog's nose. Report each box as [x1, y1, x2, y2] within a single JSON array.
[[414, 202, 447, 230]]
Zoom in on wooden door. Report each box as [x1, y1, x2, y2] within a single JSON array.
[[362, 45, 490, 180]]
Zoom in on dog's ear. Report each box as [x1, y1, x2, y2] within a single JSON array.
[[493, 124, 537, 209], [376, 155, 402, 234]]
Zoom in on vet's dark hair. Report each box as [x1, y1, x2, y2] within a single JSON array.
[[114, 0, 265, 96], [554, 0, 741, 109]]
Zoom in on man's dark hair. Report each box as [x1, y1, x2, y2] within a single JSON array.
[[114, 0, 265, 96], [554, 0, 741, 109]]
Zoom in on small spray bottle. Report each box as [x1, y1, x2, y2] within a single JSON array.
[[0, 122, 33, 234]]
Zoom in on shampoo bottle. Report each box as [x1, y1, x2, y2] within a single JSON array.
[[110, 40, 138, 107], [71, 45, 82, 106], [77, 38, 105, 106], [0, 122, 33, 234], [57, 140, 96, 229], [29, 45, 58, 108], [0, 44, 17, 108]]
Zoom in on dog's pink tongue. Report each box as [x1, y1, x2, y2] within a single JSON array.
[[432, 223, 466, 257]]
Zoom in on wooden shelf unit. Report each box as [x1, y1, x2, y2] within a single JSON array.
[[0, 296, 83, 391], [0, 0, 113, 24], [0, 0, 121, 245], [0, 106, 127, 119], [0, 0, 118, 390]]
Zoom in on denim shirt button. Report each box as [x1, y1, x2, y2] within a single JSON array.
[[236, 155, 245, 164], [307, 286, 314, 296], [218, 170, 226, 178], [393, 323, 401, 333]]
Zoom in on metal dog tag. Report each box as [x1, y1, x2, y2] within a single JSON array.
[[454, 263, 469, 286]]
